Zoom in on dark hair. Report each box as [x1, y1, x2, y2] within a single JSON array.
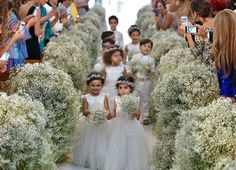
[[108, 15, 119, 24], [0, 16, 2, 24], [101, 31, 114, 40], [116, 75, 135, 93], [227, 0, 236, 10], [103, 45, 124, 66], [140, 39, 153, 49], [102, 38, 115, 46], [190, 0, 212, 18], [127, 25, 141, 37], [8, 0, 21, 19], [86, 71, 105, 85], [157, 0, 167, 9]]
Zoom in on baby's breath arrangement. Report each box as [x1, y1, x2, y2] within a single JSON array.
[[0, 93, 55, 170], [8, 63, 81, 161], [44, 38, 89, 91], [152, 60, 219, 169], [89, 108, 108, 126], [120, 95, 140, 116], [150, 30, 187, 64]]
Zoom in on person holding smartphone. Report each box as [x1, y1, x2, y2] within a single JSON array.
[[155, 0, 177, 31], [180, 0, 214, 67]]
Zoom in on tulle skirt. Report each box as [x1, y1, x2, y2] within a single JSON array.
[[105, 118, 150, 170], [73, 116, 110, 170]]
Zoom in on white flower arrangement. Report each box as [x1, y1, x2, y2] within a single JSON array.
[[0, 93, 55, 169], [136, 5, 153, 20], [89, 5, 107, 31], [88, 108, 107, 126], [150, 30, 187, 64], [79, 12, 101, 30], [8, 63, 81, 161], [173, 98, 236, 169], [193, 98, 236, 165], [44, 37, 90, 91], [152, 60, 219, 169], [120, 95, 140, 116]]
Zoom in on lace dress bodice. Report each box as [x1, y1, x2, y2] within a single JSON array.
[[85, 93, 105, 110]]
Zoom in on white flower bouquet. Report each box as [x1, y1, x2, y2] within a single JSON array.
[[130, 61, 152, 74], [120, 95, 139, 116], [89, 108, 107, 126]]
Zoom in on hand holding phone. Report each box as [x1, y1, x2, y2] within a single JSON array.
[[185, 26, 198, 34]]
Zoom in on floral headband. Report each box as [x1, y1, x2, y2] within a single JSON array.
[[86, 74, 105, 81], [116, 80, 135, 88], [104, 46, 123, 53], [128, 26, 140, 35]]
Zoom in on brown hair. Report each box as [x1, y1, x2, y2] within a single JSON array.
[[140, 38, 153, 50], [103, 45, 124, 66], [190, 0, 212, 18], [0, 0, 9, 45], [212, 9, 236, 76]]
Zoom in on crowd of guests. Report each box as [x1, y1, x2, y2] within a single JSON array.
[[151, 0, 236, 99], [0, 0, 90, 72]]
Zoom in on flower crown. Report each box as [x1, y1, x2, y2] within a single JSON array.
[[128, 26, 140, 35], [104, 46, 123, 53], [86, 74, 105, 81], [116, 80, 135, 88]]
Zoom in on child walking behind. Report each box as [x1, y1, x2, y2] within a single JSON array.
[[105, 75, 149, 170], [124, 25, 141, 64], [73, 72, 110, 170], [130, 39, 155, 125], [108, 15, 124, 48]]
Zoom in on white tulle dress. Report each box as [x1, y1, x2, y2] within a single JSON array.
[[73, 93, 110, 170], [105, 96, 150, 170]]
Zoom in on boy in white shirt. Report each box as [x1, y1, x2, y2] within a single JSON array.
[[108, 15, 124, 48]]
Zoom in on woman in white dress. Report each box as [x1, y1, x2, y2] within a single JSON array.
[[105, 75, 149, 170], [73, 72, 110, 170]]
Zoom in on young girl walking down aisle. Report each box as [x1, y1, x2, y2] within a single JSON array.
[[73, 72, 110, 170], [105, 76, 149, 170], [101, 45, 130, 109]]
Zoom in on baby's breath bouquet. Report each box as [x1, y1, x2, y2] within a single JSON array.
[[130, 61, 152, 74], [89, 108, 107, 126], [120, 95, 139, 116]]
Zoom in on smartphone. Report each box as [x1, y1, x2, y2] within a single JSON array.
[[181, 16, 188, 25], [185, 26, 198, 34], [152, 9, 159, 16], [0, 52, 10, 61]]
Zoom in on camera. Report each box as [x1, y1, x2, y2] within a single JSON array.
[[185, 26, 198, 34]]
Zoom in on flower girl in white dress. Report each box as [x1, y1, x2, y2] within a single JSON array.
[[105, 75, 149, 170], [101, 45, 130, 110], [73, 72, 110, 170]]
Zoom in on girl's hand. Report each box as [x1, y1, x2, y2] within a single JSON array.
[[84, 110, 90, 117], [106, 113, 112, 120], [156, 16, 161, 24]]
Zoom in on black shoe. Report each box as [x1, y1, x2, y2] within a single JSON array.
[[143, 118, 151, 125]]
